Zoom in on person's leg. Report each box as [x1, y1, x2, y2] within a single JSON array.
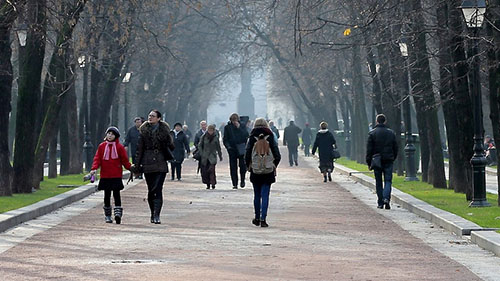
[[260, 184, 271, 222], [252, 183, 262, 225], [228, 151, 238, 188], [304, 144, 310, 156], [103, 189, 113, 223], [293, 146, 299, 165], [382, 162, 393, 209], [152, 172, 166, 224], [238, 154, 246, 187], [176, 162, 182, 180], [144, 173, 157, 222], [113, 189, 123, 224], [209, 164, 217, 188], [288, 147, 293, 166], [374, 168, 383, 207], [170, 163, 175, 180], [323, 171, 327, 182]]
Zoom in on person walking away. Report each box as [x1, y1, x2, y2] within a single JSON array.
[[366, 114, 398, 210], [123, 117, 143, 178], [223, 113, 249, 189], [90, 126, 131, 224], [199, 124, 223, 189], [170, 123, 190, 181], [194, 120, 208, 148], [269, 120, 280, 141], [311, 122, 336, 182], [134, 110, 175, 224], [245, 118, 281, 227], [302, 123, 312, 157], [283, 120, 302, 166]]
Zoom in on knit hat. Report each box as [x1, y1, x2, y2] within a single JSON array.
[[106, 126, 121, 139], [173, 122, 183, 128]]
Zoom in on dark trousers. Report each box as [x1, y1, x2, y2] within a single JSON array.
[[104, 189, 121, 207], [201, 162, 217, 186], [288, 146, 299, 165], [303, 143, 311, 156], [170, 162, 182, 179], [228, 150, 246, 187], [144, 172, 166, 213], [253, 183, 271, 220], [373, 162, 393, 205]]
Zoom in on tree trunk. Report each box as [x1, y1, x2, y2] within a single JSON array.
[[66, 66, 82, 174], [0, 13, 15, 196], [351, 44, 369, 163], [13, 0, 47, 193], [409, 0, 447, 188]]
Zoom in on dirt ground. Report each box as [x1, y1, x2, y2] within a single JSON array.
[[0, 147, 483, 280]]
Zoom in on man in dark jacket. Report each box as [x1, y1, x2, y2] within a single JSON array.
[[269, 120, 280, 139], [194, 120, 208, 148], [366, 114, 398, 210], [123, 117, 143, 164], [170, 122, 190, 181], [283, 120, 302, 166], [223, 113, 249, 189], [302, 123, 312, 157]]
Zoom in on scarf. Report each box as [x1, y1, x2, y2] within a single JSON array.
[[103, 141, 118, 160]]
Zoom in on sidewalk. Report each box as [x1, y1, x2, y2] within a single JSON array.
[[0, 147, 498, 280]]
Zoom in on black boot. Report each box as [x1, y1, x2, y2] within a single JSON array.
[[252, 217, 260, 226], [103, 206, 113, 223], [148, 198, 154, 223], [328, 172, 332, 182], [206, 184, 210, 190], [323, 175, 327, 182], [153, 199, 162, 224], [114, 206, 123, 224]]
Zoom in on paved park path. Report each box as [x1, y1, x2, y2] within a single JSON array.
[[1, 147, 499, 280]]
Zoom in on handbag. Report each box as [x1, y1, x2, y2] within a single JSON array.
[[370, 153, 382, 170], [332, 148, 341, 159], [192, 148, 201, 161]]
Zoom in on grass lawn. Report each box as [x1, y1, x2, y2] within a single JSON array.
[[0, 173, 86, 214], [336, 158, 500, 229]]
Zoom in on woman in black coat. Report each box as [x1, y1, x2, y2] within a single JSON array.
[[170, 122, 190, 181], [245, 118, 281, 227], [312, 121, 336, 182]]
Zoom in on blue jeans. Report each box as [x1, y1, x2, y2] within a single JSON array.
[[253, 183, 271, 220], [373, 162, 393, 205]]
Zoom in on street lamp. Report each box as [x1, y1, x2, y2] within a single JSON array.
[[16, 23, 28, 47], [122, 72, 132, 131], [342, 78, 351, 159], [460, 0, 490, 207], [399, 42, 418, 181]]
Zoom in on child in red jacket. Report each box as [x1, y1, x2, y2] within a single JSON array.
[[91, 126, 131, 224]]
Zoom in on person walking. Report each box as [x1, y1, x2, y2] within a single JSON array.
[[90, 126, 131, 224], [123, 117, 143, 163], [311, 122, 336, 182], [134, 110, 175, 224], [170, 122, 190, 181], [283, 120, 302, 166], [269, 120, 280, 141], [245, 118, 281, 227], [183, 124, 193, 144], [223, 113, 249, 189], [302, 123, 312, 157], [366, 114, 398, 210], [194, 120, 208, 148], [199, 124, 223, 189]]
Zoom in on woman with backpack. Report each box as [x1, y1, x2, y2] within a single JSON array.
[[312, 121, 337, 182], [245, 117, 281, 227]]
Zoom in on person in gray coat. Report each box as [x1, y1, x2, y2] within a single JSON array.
[[199, 124, 223, 189], [283, 120, 302, 166]]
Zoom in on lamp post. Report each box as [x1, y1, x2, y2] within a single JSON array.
[[342, 78, 351, 159], [460, 0, 490, 207], [83, 125, 93, 172], [78, 55, 93, 172], [399, 42, 419, 181], [122, 72, 132, 131]]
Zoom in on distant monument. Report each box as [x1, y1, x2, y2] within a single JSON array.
[[237, 66, 255, 119]]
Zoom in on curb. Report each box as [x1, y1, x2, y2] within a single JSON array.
[[444, 162, 497, 177], [334, 163, 500, 258], [0, 171, 130, 234], [470, 230, 500, 257]]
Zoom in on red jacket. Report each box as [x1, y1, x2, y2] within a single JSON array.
[[91, 141, 131, 178]]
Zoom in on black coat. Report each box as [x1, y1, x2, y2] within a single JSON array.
[[123, 126, 140, 154], [312, 130, 336, 164], [245, 127, 281, 185], [223, 121, 249, 152], [170, 130, 190, 163], [366, 123, 398, 165], [135, 121, 175, 173], [283, 124, 302, 147], [194, 129, 206, 148]]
